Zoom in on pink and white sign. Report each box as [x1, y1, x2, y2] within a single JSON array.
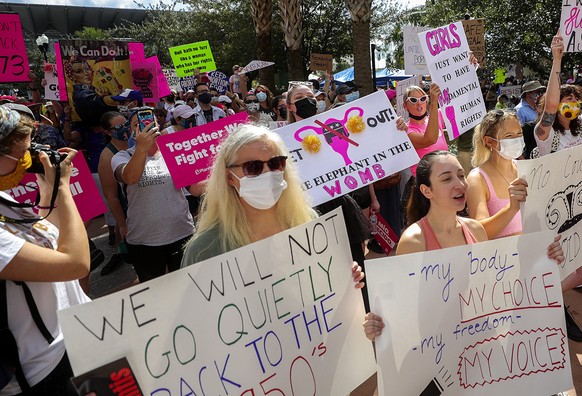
[[371, 211, 399, 255], [43, 63, 61, 101], [0, 13, 30, 83], [157, 112, 249, 188], [146, 56, 171, 98], [54, 43, 68, 101], [7, 153, 107, 222]]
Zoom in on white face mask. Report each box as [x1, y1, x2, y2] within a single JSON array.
[[346, 91, 360, 102], [316, 100, 326, 113], [231, 170, 288, 210], [494, 136, 524, 160]]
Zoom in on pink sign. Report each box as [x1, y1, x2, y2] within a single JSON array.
[[7, 153, 107, 222], [157, 112, 249, 188], [54, 43, 68, 101], [147, 56, 171, 98], [371, 211, 399, 255], [0, 13, 30, 83], [129, 42, 146, 64], [131, 61, 158, 100]]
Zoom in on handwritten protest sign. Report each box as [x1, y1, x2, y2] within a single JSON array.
[[208, 70, 229, 94], [462, 19, 486, 66], [275, 90, 419, 206], [169, 40, 216, 77], [419, 21, 487, 140], [163, 68, 180, 92], [403, 25, 430, 75], [310, 53, 333, 72], [366, 231, 572, 395], [0, 13, 30, 83], [58, 209, 377, 395], [561, 0, 582, 52], [157, 112, 248, 188], [7, 153, 106, 222], [54, 43, 68, 101], [518, 144, 582, 281], [179, 75, 198, 92], [396, 75, 421, 122], [59, 40, 132, 124], [499, 85, 521, 97], [43, 63, 60, 101], [147, 56, 171, 98]]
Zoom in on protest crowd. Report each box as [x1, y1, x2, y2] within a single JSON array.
[[2, 7, 582, 396]]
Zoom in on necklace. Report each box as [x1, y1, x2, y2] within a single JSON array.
[[488, 160, 515, 185]]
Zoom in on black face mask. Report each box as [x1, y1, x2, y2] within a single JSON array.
[[198, 92, 212, 104], [293, 97, 317, 119], [278, 106, 288, 120], [409, 111, 428, 121]]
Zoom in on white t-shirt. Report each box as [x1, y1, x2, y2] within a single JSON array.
[[0, 192, 90, 394], [535, 126, 582, 156]]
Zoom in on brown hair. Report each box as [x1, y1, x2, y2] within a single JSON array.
[[0, 117, 34, 155]]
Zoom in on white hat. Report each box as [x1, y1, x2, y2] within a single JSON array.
[[218, 95, 232, 104], [172, 104, 195, 119]]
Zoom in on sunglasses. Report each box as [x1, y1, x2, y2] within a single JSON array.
[[245, 99, 259, 104], [406, 96, 429, 104], [228, 155, 287, 177], [112, 121, 130, 131]]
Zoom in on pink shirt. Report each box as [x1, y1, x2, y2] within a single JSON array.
[[418, 216, 478, 251], [407, 111, 448, 177]]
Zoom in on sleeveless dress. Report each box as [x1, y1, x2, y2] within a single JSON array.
[[418, 216, 478, 251]]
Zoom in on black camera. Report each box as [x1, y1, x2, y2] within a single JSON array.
[[26, 143, 67, 174]]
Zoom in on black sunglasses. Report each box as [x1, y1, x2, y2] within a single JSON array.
[[228, 155, 287, 177], [245, 99, 259, 104], [111, 121, 130, 131]]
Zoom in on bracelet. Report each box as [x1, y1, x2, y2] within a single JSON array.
[[36, 204, 57, 210]]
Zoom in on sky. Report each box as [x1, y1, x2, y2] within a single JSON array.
[[8, 0, 426, 10]]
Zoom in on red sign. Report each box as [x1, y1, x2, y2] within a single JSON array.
[[371, 211, 399, 255]]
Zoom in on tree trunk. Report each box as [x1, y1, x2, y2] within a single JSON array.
[[279, 0, 306, 82], [346, 0, 373, 96], [251, 0, 275, 91]]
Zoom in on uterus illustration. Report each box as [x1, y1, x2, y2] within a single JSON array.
[[294, 107, 364, 166], [545, 181, 582, 233]]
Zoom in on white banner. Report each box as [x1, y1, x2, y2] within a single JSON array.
[[163, 68, 180, 92], [404, 25, 430, 75], [366, 231, 572, 395], [275, 90, 420, 206], [561, 0, 582, 52], [58, 209, 376, 395], [518, 145, 582, 280], [396, 75, 422, 122], [419, 21, 487, 140]]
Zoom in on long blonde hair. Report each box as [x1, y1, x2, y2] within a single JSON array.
[[194, 123, 314, 250], [472, 110, 518, 167]]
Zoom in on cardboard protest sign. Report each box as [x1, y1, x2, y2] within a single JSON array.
[[518, 144, 582, 281], [403, 25, 430, 75], [58, 40, 132, 124], [499, 85, 521, 97], [54, 43, 68, 101], [240, 60, 275, 74], [157, 112, 248, 188], [462, 19, 485, 66], [179, 75, 198, 92], [169, 40, 216, 77], [163, 68, 180, 92], [7, 153, 106, 222], [275, 90, 420, 206], [310, 53, 333, 72], [366, 231, 573, 395], [419, 21, 487, 140], [131, 61, 157, 100], [395, 75, 422, 122], [561, 0, 582, 52], [43, 63, 60, 101], [147, 56, 171, 98], [58, 209, 377, 395], [208, 70, 229, 94], [0, 13, 30, 83]]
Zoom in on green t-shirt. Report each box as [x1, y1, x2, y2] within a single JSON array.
[[180, 226, 234, 267]]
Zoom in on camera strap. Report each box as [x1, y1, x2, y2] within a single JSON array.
[[0, 166, 60, 224]]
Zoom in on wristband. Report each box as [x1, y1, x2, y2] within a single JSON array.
[[36, 204, 57, 210]]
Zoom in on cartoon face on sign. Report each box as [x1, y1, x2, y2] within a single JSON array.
[[294, 107, 365, 166], [545, 181, 582, 233]]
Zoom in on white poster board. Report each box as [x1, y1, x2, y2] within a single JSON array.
[[58, 209, 376, 395], [162, 68, 180, 92], [561, 0, 582, 52], [518, 144, 582, 280], [499, 85, 522, 98], [275, 90, 420, 206], [404, 25, 431, 75], [366, 231, 572, 395], [418, 21, 487, 140], [396, 75, 422, 122], [43, 63, 60, 101]]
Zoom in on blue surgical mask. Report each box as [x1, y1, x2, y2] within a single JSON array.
[[256, 92, 267, 102], [345, 91, 360, 103]]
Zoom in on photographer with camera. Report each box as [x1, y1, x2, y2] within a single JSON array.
[[0, 105, 90, 395]]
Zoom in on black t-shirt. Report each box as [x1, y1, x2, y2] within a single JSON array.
[[203, 109, 213, 124]]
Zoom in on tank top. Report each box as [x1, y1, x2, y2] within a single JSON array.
[[418, 216, 478, 251], [472, 167, 522, 238]]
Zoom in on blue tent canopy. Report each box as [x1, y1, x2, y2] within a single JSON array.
[[333, 67, 413, 85]]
